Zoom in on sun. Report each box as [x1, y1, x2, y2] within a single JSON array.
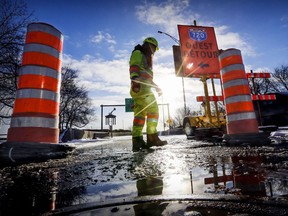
[[154, 75, 185, 116]]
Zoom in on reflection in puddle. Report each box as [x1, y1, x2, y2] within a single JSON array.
[[0, 154, 288, 215], [54, 165, 288, 215], [74, 175, 191, 205], [63, 154, 287, 205], [191, 166, 233, 194], [163, 174, 192, 195], [79, 181, 137, 204]]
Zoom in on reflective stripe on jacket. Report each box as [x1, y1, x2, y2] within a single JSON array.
[[129, 50, 153, 91]]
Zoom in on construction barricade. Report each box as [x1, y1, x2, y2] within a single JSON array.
[[1, 22, 73, 165], [7, 22, 62, 144], [218, 48, 270, 145]]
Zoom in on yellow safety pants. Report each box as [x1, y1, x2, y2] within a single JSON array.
[[130, 89, 159, 137]]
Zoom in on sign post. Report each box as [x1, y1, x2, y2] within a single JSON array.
[[125, 98, 134, 112]]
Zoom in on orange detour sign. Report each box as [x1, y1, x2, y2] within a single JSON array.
[[7, 22, 63, 144], [177, 25, 220, 77]]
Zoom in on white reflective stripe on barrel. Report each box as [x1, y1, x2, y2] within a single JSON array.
[[223, 79, 249, 89], [18, 65, 60, 79], [24, 44, 61, 59], [10, 116, 58, 128], [28, 23, 63, 41], [225, 95, 251, 104], [220, 64, 245, 74], [227, 112, 256, 122], [16, 89, 59, 102], [218, 49, 241, 60]]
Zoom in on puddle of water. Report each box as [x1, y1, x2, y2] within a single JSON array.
[[1, 144, 288, 215], [55, 154, 288, 210], [49, 168, 288, 215], [74, 181, 138, 204], [3, 163, 286, 215], [76, 163, 283, 204]]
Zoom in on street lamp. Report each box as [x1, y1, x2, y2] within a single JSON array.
[[158, 31, 187, 115], [105, 108, 116, 137], [157, 31, 180, 44]]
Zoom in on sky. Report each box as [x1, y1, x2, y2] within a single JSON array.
[[2, 0, 288, 132]]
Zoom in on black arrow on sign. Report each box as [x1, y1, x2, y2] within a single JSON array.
[[198, 62, 209, 69]]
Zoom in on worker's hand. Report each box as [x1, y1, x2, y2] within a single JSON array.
[[131, 81, 140, 93], [156, 87, 163, 96]]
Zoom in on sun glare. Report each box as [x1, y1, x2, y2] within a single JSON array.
[[155, 76, 183, 111]]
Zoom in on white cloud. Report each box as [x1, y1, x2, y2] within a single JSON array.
[[215, 25, 255, 56], [135, 1, 255, 57], [244, 65, 271, 73], [280, 15, 288, 28], [90, 31, 130, 59], [62, 54, 133, 129], [90, 31, 117, 55], [136, 0, 199, 35], [91, 31, 116, 45], [62, 54, 131, 107], [154, 46, 174, 63], [114, 49, 130, 59]]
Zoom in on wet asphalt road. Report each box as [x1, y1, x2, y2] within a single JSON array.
[[0, 134, 288, 215]]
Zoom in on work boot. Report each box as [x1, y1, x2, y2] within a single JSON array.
[[147, 133, 168, 147], [132, 136, 150, 151]]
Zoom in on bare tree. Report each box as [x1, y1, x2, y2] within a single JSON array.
[[248, 78, 274, 94], [270, 65, 288, 92], [0, 0, 33, 121], [171, 106, 196, 127], [59, 66, 95, 132], [210, 101, 225, 116], [248, 65, 288, 94]]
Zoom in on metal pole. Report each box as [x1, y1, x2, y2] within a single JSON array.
[[202, 76, 212, 123], [109, 125, 113, 137], [182, 76, 187, 115], [101, 105, 103, 131], [190, 170, 193, 194], [167, 103, 171, 135], [211, 78, 220, 124], [162, 96, 165, 131], [251, 70, 263, 126], [158, 30, 187, 114]]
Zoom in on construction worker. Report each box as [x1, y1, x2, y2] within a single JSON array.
[[129, 37, 167, 151]]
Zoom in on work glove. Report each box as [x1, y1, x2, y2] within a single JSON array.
[[132, 80, 140, 93], [156, 87, 163, 97]]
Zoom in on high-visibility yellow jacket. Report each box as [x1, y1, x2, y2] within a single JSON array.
[[129, 47, 153, 93]]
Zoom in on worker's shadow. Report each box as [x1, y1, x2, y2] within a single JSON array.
[[133, 176, 167, 216], [130, 146, 167, 215]]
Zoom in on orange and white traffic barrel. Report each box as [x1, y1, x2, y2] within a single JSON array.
[[219, 48, 270, 145], [7, 22, 63, 144]]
